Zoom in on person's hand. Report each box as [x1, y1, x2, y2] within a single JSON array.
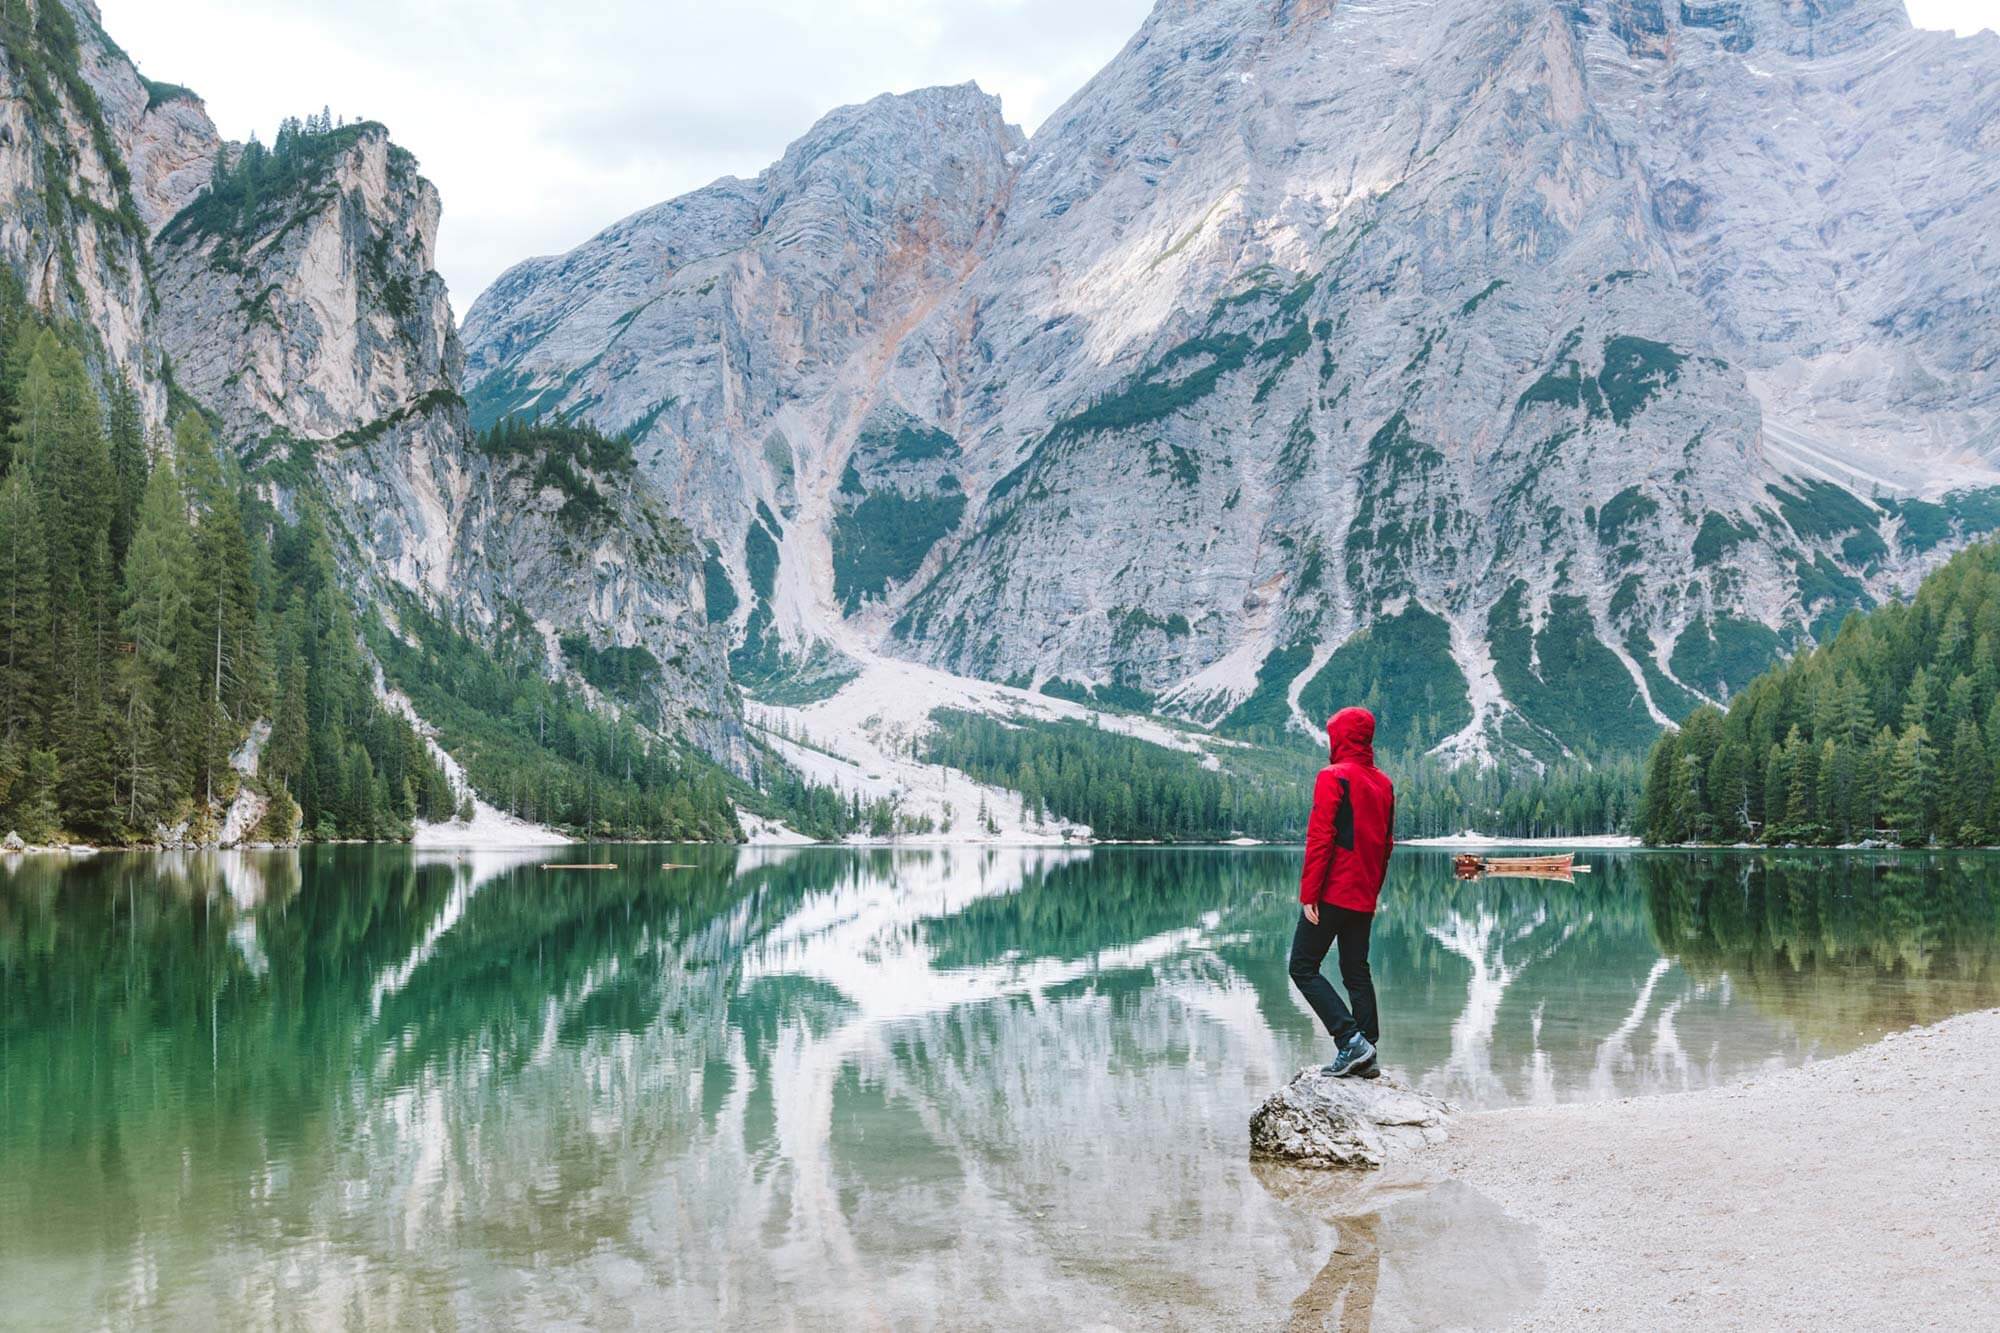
[[1303, 902, 1319, 926]]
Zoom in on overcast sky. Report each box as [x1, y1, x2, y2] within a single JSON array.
[[97, 0, 1996, 317]]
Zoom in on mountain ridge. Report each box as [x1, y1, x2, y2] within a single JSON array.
[[460, 0, 2000, 765]]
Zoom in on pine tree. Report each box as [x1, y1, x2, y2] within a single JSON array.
[[1671, 750, 1706, 841], [1643, 733, 1681, 843], [1884, 724, 1936, 845], [105, 374, 145, 567], [1762, 741, 1790, 842], [24, 338, 121, 838], [178, 412, 261, 804], [1945, 718, 1990, 846], [1707, 740, 1749, 841], [118, 452, 197, 827], [0, 469, 51, 751]]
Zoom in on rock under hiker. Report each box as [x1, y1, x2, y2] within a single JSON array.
[[1289, 706, 1395, 1078]]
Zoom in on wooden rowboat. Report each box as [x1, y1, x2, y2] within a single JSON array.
[[1453, 853, 1579, 880]]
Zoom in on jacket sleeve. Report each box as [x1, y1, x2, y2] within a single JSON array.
[[1385, 787, 1396, 861], [1298, 768, 1338, 904]]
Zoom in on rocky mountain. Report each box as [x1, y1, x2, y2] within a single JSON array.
[[463, 83, 1025, 697], [145, 117, 735, 753], [1, 0, 734, 766], [465, 0, 2000, 765], [0, 0, 202, 424]]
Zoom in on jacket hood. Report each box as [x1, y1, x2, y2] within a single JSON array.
[[1326, 707, 1377, 766]]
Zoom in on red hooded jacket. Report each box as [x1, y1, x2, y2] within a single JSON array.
[[1298, 707, 1396, 911]]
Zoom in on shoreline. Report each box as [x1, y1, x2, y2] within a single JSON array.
[[1426, 1007, 2000, 1328], [12, 835, 2000, 856]]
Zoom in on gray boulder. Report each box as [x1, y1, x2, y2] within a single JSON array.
[[1250, 1068, 1452, 1169], [2, 830, 23, 852]]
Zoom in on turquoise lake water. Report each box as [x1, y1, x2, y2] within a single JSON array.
[[2, 845, 1995, 1327]]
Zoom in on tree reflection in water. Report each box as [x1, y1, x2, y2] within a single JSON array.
[[1, 846, 1993, 1327]]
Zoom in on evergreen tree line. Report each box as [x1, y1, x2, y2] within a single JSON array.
[[753, 764, 916, 842], [922, 709, 1641, 842], [924, 710, 1308, 840], [473, 416, 637, 529], [1641, 539, 2000, 846], [162, 107, 376, 245], [367, 597, 742, 840], [0, 275, 453, 843], [1391, 752, 1642, 839]]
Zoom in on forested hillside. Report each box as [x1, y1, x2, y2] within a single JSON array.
[[1642, 541, 2000, 846], [0, 275, 453, 844], [368, 594, 742, 841], [925, 709, 1642, 842]]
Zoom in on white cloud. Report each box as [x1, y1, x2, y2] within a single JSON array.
[[1905, 0, 1999, 36], [97, 0, 1152, 316]]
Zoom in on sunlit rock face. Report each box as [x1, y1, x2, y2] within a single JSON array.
[[0, 3, 732, 755], [0, 0, 218, 425], [146, 120, 736, 752], [462, 84, 1027, 691], [464, 0, 2000, 762]]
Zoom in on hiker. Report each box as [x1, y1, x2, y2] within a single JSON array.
[[1289, 706, 1395, 1078]]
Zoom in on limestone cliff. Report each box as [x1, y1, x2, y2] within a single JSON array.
[[0, 0, 737, 765], [464, 0, 2000, 763], [146, 121, 735, 754]]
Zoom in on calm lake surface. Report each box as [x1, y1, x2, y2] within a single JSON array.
[[3, 846, 1997, 1328]]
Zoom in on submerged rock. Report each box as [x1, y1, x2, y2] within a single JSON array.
[[1250, 1068, 1453, 1169]]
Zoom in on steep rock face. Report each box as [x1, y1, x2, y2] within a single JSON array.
[[0, 0, 201, 424], [0, 1, 739, 770], [145, 123, 736, 753], [463, 85, 1025, 676], [74, 4, 219, 235], [459, 1, 2000, 761], [886, 0, 2000, 760]]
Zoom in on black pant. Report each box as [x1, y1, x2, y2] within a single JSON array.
[[1289, 905, 1377, 1046]]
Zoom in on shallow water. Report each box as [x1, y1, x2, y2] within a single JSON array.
[[2, 846, 1996, 1328]]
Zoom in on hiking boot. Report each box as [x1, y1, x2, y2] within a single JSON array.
[[1325, 1033, 1376, 1078]]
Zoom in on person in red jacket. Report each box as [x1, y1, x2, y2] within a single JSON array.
[[1289, 706, 1395, 1078]]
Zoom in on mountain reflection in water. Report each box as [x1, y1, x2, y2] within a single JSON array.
[[2, 846, 1995, 1326]]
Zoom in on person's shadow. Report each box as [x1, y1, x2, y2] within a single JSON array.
[[1287, 1210, 1381, 1332]]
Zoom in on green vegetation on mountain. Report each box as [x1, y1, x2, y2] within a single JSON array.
[[830, 487, 965, 612], [1488, 582, 1659, 758], [925, 707, 1642, 842], [474, 415, 638, 529], [1669, 614, 1782, 701], [1692, 511, 1756, 564], [925, 708, 1308, 840], [0, 276, 451, 844], [1770, 478, 1878, 543], [1642, 539, 2000, 846], [161, 110, 408, 251], [1047, 284, 1314, 442], [1296, 606, 1473, 754], [702, 548, 738, 624], [558, 633, 663, 712], [1515, 334, 1683, 427], [139, 76, 198, 110], [1884, 487, 2000, 555], [1215, 640, 1314, 741], [370, 596, 740, 841], [862, 420, 959, 463], [1596, 336, 1684, 426], [1, 0, 145, 242]]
